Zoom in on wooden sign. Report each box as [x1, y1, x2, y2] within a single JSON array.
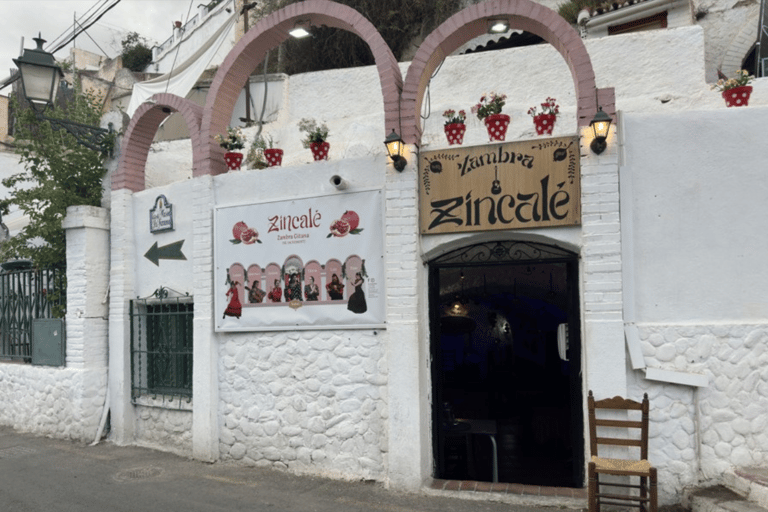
[[419, 136, 581, 234]]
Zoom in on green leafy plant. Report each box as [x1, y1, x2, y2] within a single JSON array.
[[120, 32, 153, 72], [246, 133, 276, 169], [711, 69, 754, 92], [471, 92, 507, 120], [298, 118, 329, 148], [0, 83, 110, 273], [443, 109, 467, 125], [528, 97, 560, 117], [214, 126, 246, 151]]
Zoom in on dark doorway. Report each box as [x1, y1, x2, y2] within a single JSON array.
[[430, 241, 583, 487]]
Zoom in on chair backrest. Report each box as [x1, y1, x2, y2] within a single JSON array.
[[588, 390, 649, 460]]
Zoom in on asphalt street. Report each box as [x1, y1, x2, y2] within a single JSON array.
[[0, 425, 571, 512]]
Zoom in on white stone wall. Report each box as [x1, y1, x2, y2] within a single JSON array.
[[218, 330, 388, 479], [635, 325, 768, 479], [134, 403, 193, 456], [0, 365, 106, 441]]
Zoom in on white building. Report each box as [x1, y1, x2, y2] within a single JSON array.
[[1, 0, 767, 508]]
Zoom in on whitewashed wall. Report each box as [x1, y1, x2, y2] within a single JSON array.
[[99, 23, 768, 505]]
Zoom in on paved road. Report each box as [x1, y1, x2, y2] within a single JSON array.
[[0, 426, 566, 512]]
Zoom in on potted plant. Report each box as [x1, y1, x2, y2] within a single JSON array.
[[472, 92, 509, 141], [215, 126, 246, 170], [247, 134, 283, 168], [443, 109, 467, 145], [298, 118, 330, 161], [528, 97, 560, 135], [712, 69, 754, 107]]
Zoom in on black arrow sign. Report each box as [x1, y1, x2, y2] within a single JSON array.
[[144, 240, 187, 266]]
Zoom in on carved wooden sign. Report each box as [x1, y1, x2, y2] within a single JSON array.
[[419, 136, 581, 234]]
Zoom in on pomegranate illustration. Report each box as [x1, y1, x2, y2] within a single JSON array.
[[329, 219, 351, 237], [340, 210, 360, 231]]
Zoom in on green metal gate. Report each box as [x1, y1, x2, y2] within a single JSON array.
[[0, 265, 64, 361]]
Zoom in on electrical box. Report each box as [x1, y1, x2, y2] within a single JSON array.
[[32, 318, 65, 367]]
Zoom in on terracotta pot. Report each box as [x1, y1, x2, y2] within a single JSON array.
[[722, 85, 752, 107], [310, 141, 330, 161], [483, 113, 510, 141], [224, 151, 243, 170], [533, 114, 556, 135], [264, 148, 283, 167], [444, 123, 466, 145]]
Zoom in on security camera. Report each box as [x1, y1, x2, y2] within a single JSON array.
[[330, 175, 347, 190]]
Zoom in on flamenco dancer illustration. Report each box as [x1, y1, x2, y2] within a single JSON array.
[[347, 272, 367, 314], [304, 276, 320, 301], [223, 279, 242, 319], [268, 278, 282, 302], [326, 273, 344, 300]]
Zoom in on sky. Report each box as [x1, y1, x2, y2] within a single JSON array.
[[0, 0, 196, 80]]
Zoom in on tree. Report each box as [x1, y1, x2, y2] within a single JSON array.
[[0, 84, 110, 270], [120, 31, 153, 72]]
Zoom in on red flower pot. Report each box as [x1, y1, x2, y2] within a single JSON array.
[[224, 152, 243, 170], [264, 148, 283, 167], [310, 141, 330, 161], [533, 114, 556, 135], [484, 113, 510, 141], [722, 85, 752, 107], [444, 123, 466, 145]]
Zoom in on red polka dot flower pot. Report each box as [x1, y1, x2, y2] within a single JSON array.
[[722, 85, 752, 107], [444, 123, 466, 145], [484, 114, 511, 141], [533, 114, 557, 135], [310, 141, 330, 161], [528, 97, 560, 137], [214, 127, 246, 171], [471, 92, 509, 142], [224, 152, 244, 170], [264, 148, 283, 167], [714, 70, 754, 108], [442, 109, 468, 145]]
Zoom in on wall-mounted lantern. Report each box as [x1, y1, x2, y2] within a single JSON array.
[[589, 107, 612, 154], [384, 129, 407, 172]]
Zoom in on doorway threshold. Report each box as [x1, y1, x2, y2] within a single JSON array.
[[427, 479, 586, 508]]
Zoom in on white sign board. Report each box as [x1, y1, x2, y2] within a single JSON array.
[[215, 190, 385, 331]]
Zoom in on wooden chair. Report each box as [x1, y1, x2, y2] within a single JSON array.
[[587, 390, 658, 512]]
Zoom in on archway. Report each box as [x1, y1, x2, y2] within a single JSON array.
[[429, 240, 583, 486], [401, 0, 615, 146], [200, 0, 403, 176], [112, 93, 203, 192]]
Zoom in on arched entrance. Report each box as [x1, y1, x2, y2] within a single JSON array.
[[429, 240, 583, 487]]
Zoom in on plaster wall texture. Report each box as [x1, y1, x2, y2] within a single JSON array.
[[134, 404, 193, 456], [0, 366, 106, 441]]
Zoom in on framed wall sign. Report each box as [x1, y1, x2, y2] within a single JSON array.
[[214, 190, 385, 331], [419, 137, 581, 234]]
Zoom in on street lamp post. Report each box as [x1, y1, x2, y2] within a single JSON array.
[[13, 34, 113, 154]]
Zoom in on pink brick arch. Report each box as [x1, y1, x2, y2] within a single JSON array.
[[401, 0, 615, 146], [112, 93, 204, 192], [201, 0, 402, 176]]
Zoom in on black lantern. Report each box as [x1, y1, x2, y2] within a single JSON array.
[[589, 107, 612, 154], [384, 129, 407, 172], [13, 34, 63, 112], [13, 34, 112, 154]]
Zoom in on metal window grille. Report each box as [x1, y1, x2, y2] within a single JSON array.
[[130, 289, 193, 402], [0, 266, 64, 361]]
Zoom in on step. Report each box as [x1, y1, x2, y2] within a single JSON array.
[[684, 486, 768, 512], [723, 467, 768, 509]]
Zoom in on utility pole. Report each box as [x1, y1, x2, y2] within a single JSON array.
[[240, 1, 258, 125]]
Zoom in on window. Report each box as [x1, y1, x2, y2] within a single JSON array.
[[608, 11, 668, 35], [130, 293, 193, 401]]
